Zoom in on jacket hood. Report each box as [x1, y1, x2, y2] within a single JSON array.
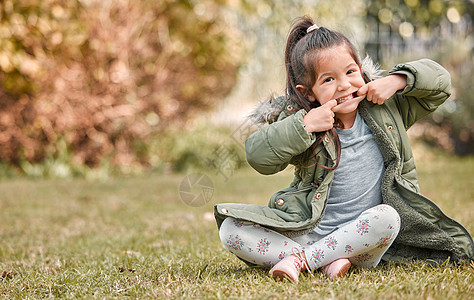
[[248, 55, 384, 125]]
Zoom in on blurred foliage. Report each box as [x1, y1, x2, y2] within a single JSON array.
[[148, 122, 245, 176], [423, 63, 474, 156], [0, 0, 243, 171], [0, 0, 472, 178], [366, 0, 473, 29], [0, 0, 368, 176], [1, 122, 247, 179], [365, 0, 474, 155], [448, 74, 474, 155]]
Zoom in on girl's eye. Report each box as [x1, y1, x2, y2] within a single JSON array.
[[323, 77, 334, 83], [347, 70, 355, 75]]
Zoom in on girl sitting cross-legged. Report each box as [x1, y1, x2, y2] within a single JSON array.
[[214, 16, 474, 283]]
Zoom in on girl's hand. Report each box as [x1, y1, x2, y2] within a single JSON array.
[[303, 99, 337, 133], [357, 74, 407, 105]]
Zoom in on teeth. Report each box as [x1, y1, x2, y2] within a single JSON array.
[[336, 94, 353, 104], [336, 92, 358, 104], [338, 96, 351, 101]]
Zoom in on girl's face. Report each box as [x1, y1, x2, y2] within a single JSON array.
[[307, 45, 365, 115]]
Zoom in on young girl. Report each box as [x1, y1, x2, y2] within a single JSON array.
[[214, 16, 474, 283]]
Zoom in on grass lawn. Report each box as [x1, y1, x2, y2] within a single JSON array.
[[0, 154, 473, 298]]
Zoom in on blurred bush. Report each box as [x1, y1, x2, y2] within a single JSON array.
[[6, 121, 247, 179], [149, 121, 246, 175], [0, 0, 244, 173]]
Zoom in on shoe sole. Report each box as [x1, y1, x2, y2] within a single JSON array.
[[336, 261, 351, 278], [328, 261, 351, 280], [323, 259, 351, 280], [270, 270, 298, 283]]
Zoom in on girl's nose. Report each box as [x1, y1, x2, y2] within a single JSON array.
[[338, 78, 351, 91]]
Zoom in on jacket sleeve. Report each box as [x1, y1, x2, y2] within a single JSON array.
[[388, 59, 451, 129], [245, 109, 317, 175]]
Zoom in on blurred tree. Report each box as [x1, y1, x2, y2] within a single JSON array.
[[0, 0, 244, 170]]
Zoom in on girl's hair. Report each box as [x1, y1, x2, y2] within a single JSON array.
[[285, 16, 361, 169]]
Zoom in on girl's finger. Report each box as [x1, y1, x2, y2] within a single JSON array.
[[357, 84, 368, 96]]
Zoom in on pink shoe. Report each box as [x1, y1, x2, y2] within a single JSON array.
[[321, 258, 351, 280], [269, 248, 309, 284]]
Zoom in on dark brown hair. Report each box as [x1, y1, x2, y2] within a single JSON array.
[[285, 16, 361, 169]]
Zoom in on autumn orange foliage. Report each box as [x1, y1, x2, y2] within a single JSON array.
[[0, 0, 243, 169]]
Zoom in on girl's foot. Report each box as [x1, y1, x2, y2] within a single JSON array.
[[269, 248, 309, 284], [321, 258, 351, 280]]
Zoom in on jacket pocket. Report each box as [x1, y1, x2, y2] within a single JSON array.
[[268, 185, 315, 221]]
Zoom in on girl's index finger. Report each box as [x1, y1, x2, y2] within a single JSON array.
[[324, 99, 338, 109], [357, 84, 369, 96]]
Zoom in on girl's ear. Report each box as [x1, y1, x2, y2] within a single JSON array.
[[296, 84, 316, 102]]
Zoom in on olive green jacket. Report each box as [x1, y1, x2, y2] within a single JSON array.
[[214, 58, 474, 263]]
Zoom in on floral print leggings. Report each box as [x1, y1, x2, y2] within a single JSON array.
[[219, 204, 400, 270]]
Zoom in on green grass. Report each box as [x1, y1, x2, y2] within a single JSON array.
[[0, 155, 473, 299]]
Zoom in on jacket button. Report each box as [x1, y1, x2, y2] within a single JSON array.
[[316, 193, 321, 199], [388, 125, 393, 131], [221, 208, 228, 214], [286, 104, 294, 111], [277, 199, 285, 206], [324, 136, 330, 143]]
